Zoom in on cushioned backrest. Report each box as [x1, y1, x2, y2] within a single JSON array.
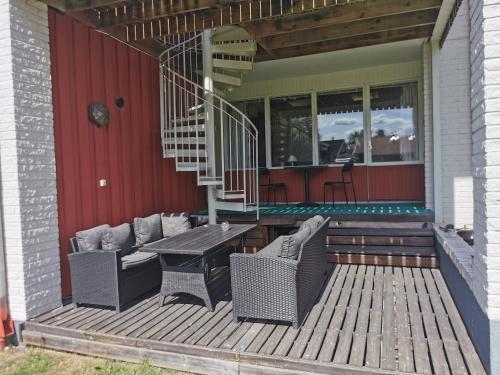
[[296, 217, 331, 263], [161, 213, 191, 238], [102, 223, 135, 255], [298, 215, 324, 232], [75, 224, 110, 252], [279, 225, 311, 260], [133, 214, 162, 246]]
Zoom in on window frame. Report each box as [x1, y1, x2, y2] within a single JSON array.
[[366, 80, 422, 165], [268, 93, 315, 167], [316, 87, 366, 166], [232, 78, 423, 169]]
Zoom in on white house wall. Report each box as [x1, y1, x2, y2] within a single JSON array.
[[228, 60, 422, 101], [469, 1, 500, 372], [437, 1, 474, 229], [0, 0, 61, 322]]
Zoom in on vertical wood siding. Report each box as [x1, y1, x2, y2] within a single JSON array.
[[49, 11, 207, 297], [263, 164, 424, 204]]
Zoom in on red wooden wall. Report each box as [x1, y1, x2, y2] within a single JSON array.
[[49, 11, 207, 297], [263, 164, 425, 203]]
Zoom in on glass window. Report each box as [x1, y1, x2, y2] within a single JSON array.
[[370, 83, 418, 162], [234, 99, 266, 168], [270, 95, 312, 166], [317, 89, 364, 164]]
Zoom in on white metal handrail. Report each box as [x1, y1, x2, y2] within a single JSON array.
[[159, 32, 259, 211]]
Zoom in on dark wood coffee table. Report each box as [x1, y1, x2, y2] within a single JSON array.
[[141, 224, 256, 311]]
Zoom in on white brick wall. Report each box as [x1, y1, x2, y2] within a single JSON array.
[[470, 0, 500, 320], [438, 0, 474, 229], [0, 0, 61, 321], [423, 41, 434, 210]]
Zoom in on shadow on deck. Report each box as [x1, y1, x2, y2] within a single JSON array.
[[22, 264, 485, 375]]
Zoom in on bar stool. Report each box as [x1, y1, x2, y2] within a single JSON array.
[[323, 160, 357, 206], [259, 168, 288, 206]]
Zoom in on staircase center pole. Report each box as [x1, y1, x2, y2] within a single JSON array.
[[203, 29, 217, 225]]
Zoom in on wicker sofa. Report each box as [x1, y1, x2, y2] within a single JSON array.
[[230, 216, 331, 328], [68, 214, 197, 312]]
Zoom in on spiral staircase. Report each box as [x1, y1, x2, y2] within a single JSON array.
[[159, 28, 259, 222]]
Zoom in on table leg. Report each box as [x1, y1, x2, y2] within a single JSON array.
[[237, 234, 247, 253], [297, 168, 319, 207], [202, 255, 210, 281], [304, 168, 310, 201]]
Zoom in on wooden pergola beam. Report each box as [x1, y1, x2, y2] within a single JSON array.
[[256, 24, 434, 61], [45, 0, 127, 12], [98, 0, 237, 28], [263, 8, 439, 50], [66, 0, 126, 12], [71, 10, 166, 57], [112, 0, 362, 41], [242, 22, 276, 59], [246, 0, 442, 39]]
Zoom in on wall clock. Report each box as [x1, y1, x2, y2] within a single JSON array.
[[88, 102, 109, 128]]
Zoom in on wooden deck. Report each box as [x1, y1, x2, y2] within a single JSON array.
[[23, 264, 485, 375]]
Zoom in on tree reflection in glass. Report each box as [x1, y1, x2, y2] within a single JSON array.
[[317, 89, 364, 164]]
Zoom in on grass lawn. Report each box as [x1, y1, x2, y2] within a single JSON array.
[[0, 347, 191, 375]]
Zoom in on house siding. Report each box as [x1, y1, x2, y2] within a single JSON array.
[[0, 0, 61, 321], [469, 0, 500, 373], [437, 0, 474, 229], [48, 11, 207, 297], [423, 41, 434, 210], [229, 59, 425, 203]]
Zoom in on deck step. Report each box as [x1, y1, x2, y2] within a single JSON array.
[[166, 124, 205, 133], [215, 189, 245, 200], [172, 149, 207, 158], [214, 200, 257, 212], [174, 114, 205, 123], [327, 245, 436, 257], [211, 41, 257, 56], [176, 161, 207, 171], [327, 253, 439, 268], [188, 103, 204, 114], [165, 136, 206, 145], [198, 176, 223, 186], [212, 72, 242, 87], [213, 58, 253, 71], [327, 227, 433, 237]]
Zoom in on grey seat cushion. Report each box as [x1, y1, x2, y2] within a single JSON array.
[[279, 226, 311, 260], [161, 213, 191, 238], [299, 215, 324, 233], [257, 236, 284, 258], [133, 214, 162, 246], [102, 223, 135, 256], [75, 224, 110, 252], [121, 251, 158, 270]]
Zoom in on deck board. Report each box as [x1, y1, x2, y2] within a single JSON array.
[[23, 264, 485, 375]]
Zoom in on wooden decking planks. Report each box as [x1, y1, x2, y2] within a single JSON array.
[[23, 264, 485, 375]]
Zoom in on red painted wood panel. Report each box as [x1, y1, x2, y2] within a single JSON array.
[[263, 164, 424, 204], [49, 11, 207, 297]]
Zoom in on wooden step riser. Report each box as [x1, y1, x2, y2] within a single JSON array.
[[326, 245, 436, 257], [327, 228, 434, 237], [327, 235, 434, 247], [327, 254, 439, 268]]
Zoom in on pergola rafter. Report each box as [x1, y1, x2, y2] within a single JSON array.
[[40, 0, 442, 60]]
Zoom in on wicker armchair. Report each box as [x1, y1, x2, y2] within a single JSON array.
[[230, 217, 331, 328], [68, 239, 161, 312]]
